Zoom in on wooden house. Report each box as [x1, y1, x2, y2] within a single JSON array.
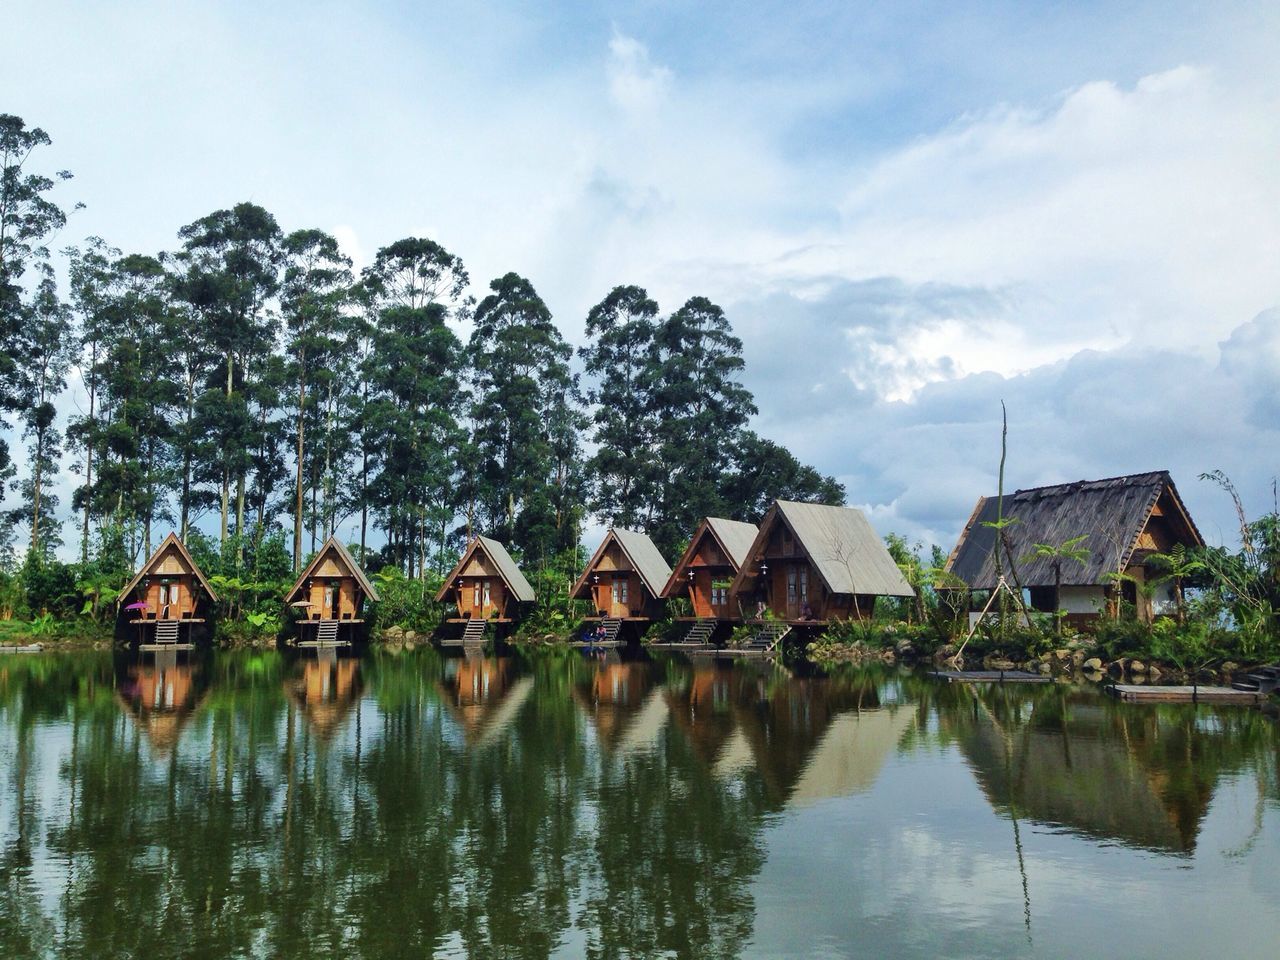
[[661, 517, 759, 621], [118, 533, 218, 644], [570, 528, 672, 623], [284, 649, 362, 740], [728, 500, 914, 624], [435, 536, 536, 626], [115, 651, 205, 752], [285, 536, 380, 643], [944, 471, 1204, 624]]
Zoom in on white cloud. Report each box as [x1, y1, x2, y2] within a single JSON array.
[[606, 30, 673, 114]]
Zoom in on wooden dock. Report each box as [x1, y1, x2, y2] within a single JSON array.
[[0, 644, 44, 654], [1106, 684, 1266, 704], [647, 641, 717, 652], [570, 640, 626, 650], [140, 642, 196, 652], [930, 670, 1051, 684]]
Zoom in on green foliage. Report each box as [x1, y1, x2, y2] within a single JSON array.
[[370, 565, 445, 634]]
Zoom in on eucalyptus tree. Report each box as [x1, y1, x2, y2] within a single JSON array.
[[718, 431, 845, 521], [281, 228, 354, 568], [580, 285, 661, 530], [359, 237, 469, 577], [176, 202, 283, 553], [0, 114, 76, 485], [10, 266, 74, 556], [648, 296, 757, 555], [468, 272, 584, 558]]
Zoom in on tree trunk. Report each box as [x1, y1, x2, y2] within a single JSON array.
[[1054, 562, 1063, 636]]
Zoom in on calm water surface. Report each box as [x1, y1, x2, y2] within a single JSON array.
[[2, 647, 1279, 959]]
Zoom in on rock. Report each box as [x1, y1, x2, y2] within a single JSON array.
[[403, 640, 416, 651], [384, 625, 405, 640], [894, 639, 915, 657], [1222, 661, 1240, 675], [1107, 660, 1124, 677], [1129, 660, 1147, 675], [1037, 661, 1052, 674], [1146, 663, 1161, 681], [1071, 650, 1085, 665], [983, 655, 1018, 670], [1083, 657, 1103, 672]]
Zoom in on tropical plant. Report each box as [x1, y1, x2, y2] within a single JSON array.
[[1025, 534, 1090, 635]]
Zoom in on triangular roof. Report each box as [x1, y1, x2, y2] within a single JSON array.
[[571, 528, 672, 599], [945, 471, 1204, 590], [661, 517, 759, 598], [729, 500, 914, 598], [434, 535, 535, 603], [287, 536, 381, 603], [120, 533, 219, 604]]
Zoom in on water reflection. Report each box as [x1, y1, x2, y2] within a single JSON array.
[[0, 649, 1278, 959]]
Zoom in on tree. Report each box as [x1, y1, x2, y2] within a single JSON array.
[[468, 272, 583, 558], [281, 229, 353, 569], [580, 285, 661, 530], [177, 203, 283, 556], [1025, 535, 1090, 635], [0, 114, 77, 486], [646, 296, 757, 554], [359, 238, 469, 577], [10, 265, 74, 556], [717, 431, 845, 521]]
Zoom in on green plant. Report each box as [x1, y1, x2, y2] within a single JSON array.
[[1025, 535, 1090, 636]]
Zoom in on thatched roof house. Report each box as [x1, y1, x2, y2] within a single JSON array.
[[729, 500, 914, 623], [945, 471, 1203, 620]]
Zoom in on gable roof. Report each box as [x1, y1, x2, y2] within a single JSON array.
[[287, 536, 381, 603], [121, 533, 219, 604], [730, 500, 915, 598], [434, 536, 536, 603], [661, 517, 759, 598], [571, 528, 673, 599], [945, 471, 1204, 590]]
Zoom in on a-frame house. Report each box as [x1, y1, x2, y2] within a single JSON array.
[[435, 536, 536, 636], [285, 536, 380, 644], [118, 533, 219, 645], [729, 500, 914, 625], [570, 528, 672, 642]]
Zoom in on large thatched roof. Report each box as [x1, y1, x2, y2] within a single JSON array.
[[946, 471, 1203, 590]]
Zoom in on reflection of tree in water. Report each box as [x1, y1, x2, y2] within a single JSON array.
[[2, 650, 914, 959], [933, 682, 1280, 854]]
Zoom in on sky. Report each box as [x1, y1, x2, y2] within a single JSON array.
[[3, 0, 1278, 557]]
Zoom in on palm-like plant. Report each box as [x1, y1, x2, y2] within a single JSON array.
[[1025, 535, 1090, 635], [1146, 544, 1205, 626]]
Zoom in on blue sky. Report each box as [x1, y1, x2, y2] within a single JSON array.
[[4, 0, 1278, 555]]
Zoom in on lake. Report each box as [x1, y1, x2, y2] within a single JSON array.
[[2, 646, 1279, 959]]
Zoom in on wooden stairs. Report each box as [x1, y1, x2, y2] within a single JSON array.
[[600, 618, 622, 645], [462, 618, 487, 644], [742, 621, 791, 653], [316, 620, 339, 645], [1231, 665, 1280, 694], [681, 618, 717, 646], [155, 620, 180, 644]]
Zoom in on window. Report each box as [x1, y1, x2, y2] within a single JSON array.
[[483, 580, 491, 608], [787, 567, 797, 602], [612, 576, 629, 605], [473, 581, 482, 606], [799, 567, 809, 602], [711, 586, 728, 609]]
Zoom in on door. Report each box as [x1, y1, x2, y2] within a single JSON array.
[[610, 575, 630, 617], [325, 582, 339, 619]]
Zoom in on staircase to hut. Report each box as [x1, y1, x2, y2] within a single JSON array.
[[681, 618, 717, 646], [1231, 665, 1280, 694], [155, 620, 180, 644], [462, 618, 487, 644], [316, 620, 339, 645], [742, 621, 791, 653], [600, 618, 622, 645]]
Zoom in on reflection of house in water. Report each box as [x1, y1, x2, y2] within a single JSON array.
[[116, 649, 205, 752], [285, 650, 362, 741], [948, 689, 1217, 854], [438, 654, 534, 747], [575, 659, 669, 756], [664, 662, 911, 807]]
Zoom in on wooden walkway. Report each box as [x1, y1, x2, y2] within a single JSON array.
[[647, 641, 717, 651], [1106, 684, 1266, 704], [930, 670, 1051, 684], [0, 644, 44, 653]]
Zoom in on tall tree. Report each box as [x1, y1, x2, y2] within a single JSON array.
[[10, 266, 74, 556], [718, 431, 845, 521], [176, 203, 282, 555], [0, 114, 76, 488], [468, 272, 583, 558], [360, 238, 468, 577], [580, 285, 661, 530], [648, 296, 757, 554], [281, 229, 353, 569]]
